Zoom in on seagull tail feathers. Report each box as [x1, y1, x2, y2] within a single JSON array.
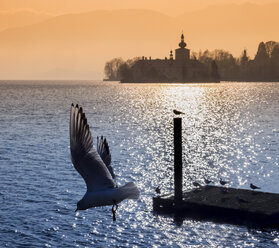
[[118, 182, 140, 200]]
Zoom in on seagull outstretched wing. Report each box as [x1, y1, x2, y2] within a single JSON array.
[[97, 136, 115, 179], [70, 104, 116, 192]]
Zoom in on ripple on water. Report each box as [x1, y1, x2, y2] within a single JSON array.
[[0, 81, 279, 247]]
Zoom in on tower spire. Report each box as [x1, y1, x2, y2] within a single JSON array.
[[179, 32, 186, 49]]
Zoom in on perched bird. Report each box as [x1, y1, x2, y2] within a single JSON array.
[[250, 183, 261, 190], [220, 178, 228, 186], [155, 186, 161, 195], [70, 104, 140, 220], [204, 178, 212, 185], [173, 110, 185, 115], [193, 181, 201, 187]]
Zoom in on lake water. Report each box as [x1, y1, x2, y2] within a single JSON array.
[[0, 80, 279, 247]]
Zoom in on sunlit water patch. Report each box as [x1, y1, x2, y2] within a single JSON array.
[[0, 81, 279, 247]]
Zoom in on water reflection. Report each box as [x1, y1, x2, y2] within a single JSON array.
[[0, 81, 279, 247]]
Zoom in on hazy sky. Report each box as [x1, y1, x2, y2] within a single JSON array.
[[0, 0, 277, 15], [0, 0, 279, 79]]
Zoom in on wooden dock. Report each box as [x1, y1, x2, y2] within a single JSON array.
[[153, 186, 279, 227], [153, 117, 279, 228]]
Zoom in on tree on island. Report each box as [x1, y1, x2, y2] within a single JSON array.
[[193, 41, 279, 81], [104, 58, 124, 81], [265, 41, 279, 58], [104, 57, 140, 81], [254, 42, 269, 64], [270, 45, 279, 79], [270, 45, 279, 64], [250, 41, 279, 81], [195, 49, 237, 80], [210, 61, 220, 82]]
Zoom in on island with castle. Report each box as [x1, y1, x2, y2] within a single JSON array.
[[104, 34, 279, 83], [119, 34, 220, 83]]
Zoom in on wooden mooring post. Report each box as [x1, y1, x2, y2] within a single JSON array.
[[153, 116, 279, 228], [174, 117, 182, 207]]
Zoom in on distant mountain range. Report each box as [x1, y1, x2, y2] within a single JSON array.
[[0, 9, 53, 31], [0, 3, 279, 79]]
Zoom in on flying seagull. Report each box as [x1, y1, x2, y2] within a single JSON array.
[[70, 104, 140, 220], [173, 110, 185, 115], [250, 183, 261, 190]]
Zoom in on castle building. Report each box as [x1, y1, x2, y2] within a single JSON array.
[[121, 34, 220, 83]]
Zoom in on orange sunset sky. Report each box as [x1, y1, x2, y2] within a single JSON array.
[[0, 0, 278, 79]]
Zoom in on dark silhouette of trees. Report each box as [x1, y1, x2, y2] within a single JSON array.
[[104, 57, 124, 80], [194, 41, 279, 81], [125, 57, 141, 67], [118, 63, 132, 82], [103, 57, 140, 82], [270, 44, 279, 79], [104, 41, 279, 82], [270, 45, 279, 63], [195, 49, 237, 80], [118, 57, 140, 82], [254, 42, 269, 64], [249, 41, 279, 81], [210, 61, 220, 82], [265, 41, 279, 57]]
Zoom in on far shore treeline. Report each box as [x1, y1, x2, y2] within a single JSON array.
[[104, 41, 279, 82]]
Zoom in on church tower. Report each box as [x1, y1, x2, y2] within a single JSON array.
[[175, 33, 190, 62], [240, 49, 248, 65]]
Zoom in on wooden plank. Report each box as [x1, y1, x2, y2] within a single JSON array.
[[153, 186, 279, 227]]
